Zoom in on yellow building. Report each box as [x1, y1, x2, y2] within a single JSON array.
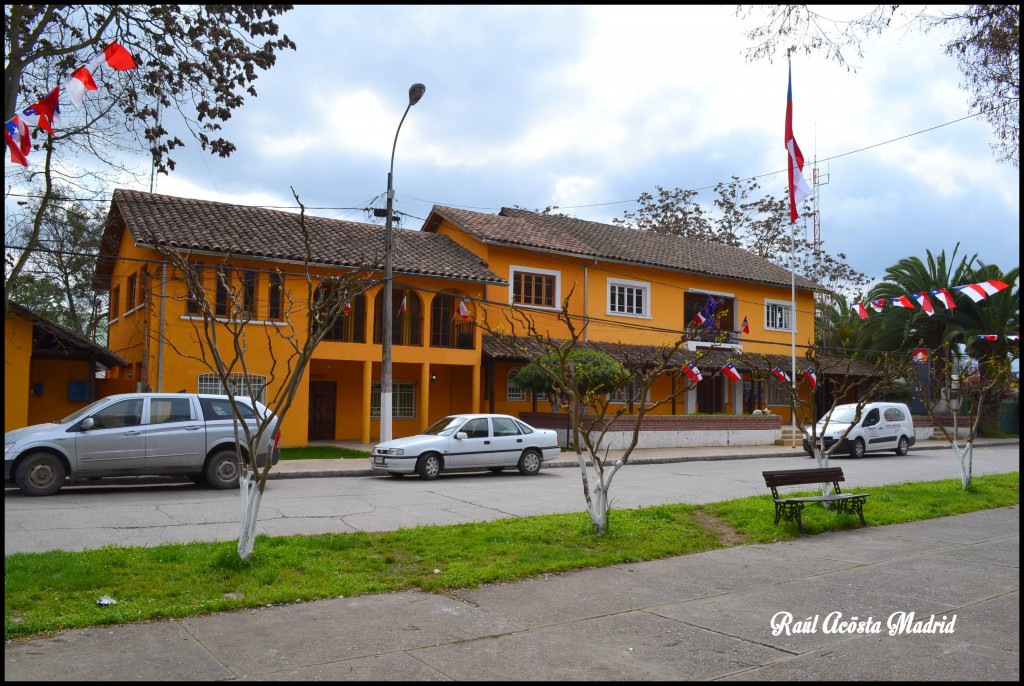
[[93, 190, 826, 446], [4, 303, 126, 431]]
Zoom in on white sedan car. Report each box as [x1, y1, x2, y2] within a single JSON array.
[[371, 414, 561, 480]]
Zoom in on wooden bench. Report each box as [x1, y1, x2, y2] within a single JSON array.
[[762, 467, 870, 535]]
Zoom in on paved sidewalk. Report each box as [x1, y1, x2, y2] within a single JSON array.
[[5, 506, 1018, 681]]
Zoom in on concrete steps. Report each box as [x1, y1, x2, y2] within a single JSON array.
[[774, 428, 803, 447]]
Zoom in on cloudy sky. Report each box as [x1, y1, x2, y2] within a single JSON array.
[[129, 5, 1018, 288]]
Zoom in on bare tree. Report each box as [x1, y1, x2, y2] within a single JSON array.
[[480, 287, 704, 535], [737, 4, 1020, 166], [919, 350, 1017, 489], [141, 190, 373, 559]]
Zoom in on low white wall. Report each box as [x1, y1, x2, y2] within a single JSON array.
[[564, 429, 781, 450], [915, 426, 971, 440]]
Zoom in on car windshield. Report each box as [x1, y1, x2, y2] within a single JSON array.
[[422, 416, 465, 436], [58, 399, 109, 424], [822, 406, 859, 424]]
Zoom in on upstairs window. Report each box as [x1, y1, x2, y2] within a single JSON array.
[[608, 278, 649, 317], [765, 300, 794, 332], [510, 265, 559, 309]]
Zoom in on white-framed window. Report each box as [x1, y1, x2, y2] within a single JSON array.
[[610, 377, 647, 404], [197, 373, 267, 403], [767, 379, 790, 405], [509, 265, 560, 309], [507, 368, 525, 401], [507, 368, 542, 402], [370, 381, 416, 419], [764, 299, 794, 332], [607, 278, 650, 317]]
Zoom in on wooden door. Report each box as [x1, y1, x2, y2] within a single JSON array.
[[308, 381, 337, 440]]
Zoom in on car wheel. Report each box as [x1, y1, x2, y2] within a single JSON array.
[[417, 453, 442, 480], [205, 449, 241, 489], [15, 452, 67, 496], [895, 436, 910, 456], [488, 467, 505, 473], [517, 449, 542, 475], [850, 438, 866, 459]]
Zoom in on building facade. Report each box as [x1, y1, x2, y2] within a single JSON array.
[[93, 190, 822, 447]]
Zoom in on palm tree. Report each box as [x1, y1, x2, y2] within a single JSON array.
[[858, 245, 979, 401]]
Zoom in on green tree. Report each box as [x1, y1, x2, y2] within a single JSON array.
[[615, 177, 870, 298], [737, 4, 1020, 166], [515, 348, 628, 409], [7, 194, 107, 342]]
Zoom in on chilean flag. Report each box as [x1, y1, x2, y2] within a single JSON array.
[[804, 367, 817, 389], [1008, 334, 1019, 341], [785, 61, 812, 224], [740, 316, 750, 334], [977, 334, 999, 341], [911, 292, 935, 316], [854, 302, 869, 319], [681, 363, 702, 382], [722, 363, 742, 381], [4, 116, 31, 166], [956, 280, 1010, 303], [20, 87, 61, 135], [458, 299, 471, 320], [399, 294, 407, 315], [889, 295, 914, 309], [771, 366, 791, 383], [692, 311, 707, 327], [869, 299, 886, 313], [931, 288, 957, 310]]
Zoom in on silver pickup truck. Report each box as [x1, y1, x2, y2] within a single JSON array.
[[4, 393, 281, 496]]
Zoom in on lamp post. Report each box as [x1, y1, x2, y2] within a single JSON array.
[[381, 82, 425, 443]]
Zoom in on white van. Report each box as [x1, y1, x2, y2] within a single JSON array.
[[803, 402, 916, 458]]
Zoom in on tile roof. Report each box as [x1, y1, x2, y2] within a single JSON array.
[[7, 302, 127, 369], [95, 190, 505, 290], [483, 334, 879, 377], [424, 205, 820, 291]]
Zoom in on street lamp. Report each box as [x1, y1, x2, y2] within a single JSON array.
[[381, 82, 425, 442]]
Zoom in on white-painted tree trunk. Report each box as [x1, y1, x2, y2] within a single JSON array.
[[577, 453, 624, 535], [237, 469, 264, 560], [952, 441, 974, 490], [810, 446, 834, 498]]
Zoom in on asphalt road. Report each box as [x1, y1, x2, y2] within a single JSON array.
[[4, 445, 1020, 555]]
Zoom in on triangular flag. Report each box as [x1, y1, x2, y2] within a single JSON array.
[[956, 280, 1010, 303], [889, 295, 914, 309], [20, 87, 61, 135], [854, 303, 869, 319], [869, 299, 886, 313], [458, 299, 471, 320], [771, 366, 791, 383], [977, 335, 999, 341], [692, 311, 706, 327], [4, 116, 31, 166], [65, 42, 137, 108], [740, 316, 749, 334], [1007, 334, 1019, 341], [931, 288, 957, 309], [911, 292, 934, 316]]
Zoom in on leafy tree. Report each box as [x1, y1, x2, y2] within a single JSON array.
[[515, 348, 627, 409], [737, 4, 1020, 166], [7, 193, 107, 342], [860, 248, 1018, 434], [615, 177, 871, 299], [4, 5, 296, 311], [480, 286, 698, 535]]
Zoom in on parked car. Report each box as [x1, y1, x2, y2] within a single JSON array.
[[4, 393, 281, 496], [803, 401, 916, 458], [371, 414, 561, 480]]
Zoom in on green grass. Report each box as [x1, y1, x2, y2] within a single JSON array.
[[4, 472, 1017, 641], [278, 445, 369, 460]]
